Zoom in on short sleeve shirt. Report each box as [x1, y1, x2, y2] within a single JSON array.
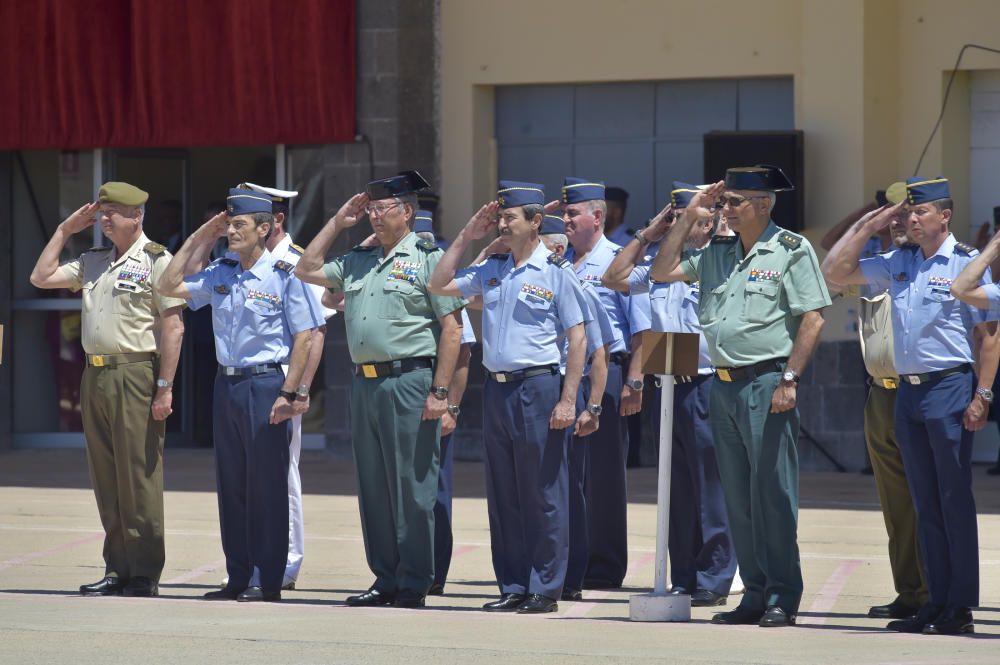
[[454, 241, 586, 372], [322, 232, 466, 363], [57, 233, 187, 354], [183, 249, 324, 367], [274, 234, 337, 321], [680, 221, 832, 367], [858, 234, 995, 374]]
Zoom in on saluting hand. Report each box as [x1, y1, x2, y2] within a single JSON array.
[[681, 181, 725, 224], [463, 201, 501, 241], [61, 202, 100, 234], [199, 211, 229, 240], [543, 199, 563, 215], [865, 202, 905, 233], [331, 192, 370, 229], [550, 398, 576, 430], [643, 203, 675, 243], [770, 381, 796, 414]]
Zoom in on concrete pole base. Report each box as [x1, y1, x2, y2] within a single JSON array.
[[628, 592, 691, 622]]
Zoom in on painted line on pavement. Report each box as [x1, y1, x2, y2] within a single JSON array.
[[0, 532, 103, 573], [801, 558, 862, 625], [561, 551, 656, 619], [161, 559, 226, 586]]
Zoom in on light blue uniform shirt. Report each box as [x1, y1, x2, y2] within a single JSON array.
[[558, 281, 615, 376], [629, 259, 713, 375], [460, 307, 477, 346], [565, 235, 651, 354], [184, 249, 324, 367], [454, 241, 586, 373], [859, 234, 994, 375]]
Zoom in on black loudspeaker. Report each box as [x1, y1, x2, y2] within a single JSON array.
[[703, 130, 805, 231]]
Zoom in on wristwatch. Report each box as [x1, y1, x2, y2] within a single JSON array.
[[430, 386, 449, 400], [278, 389, 297, 402], [156, 379, 173, 389], [295, 384, 310, 401], [976, 387, 994, 403], [634, 228, 650, 245], [781, 370, 800, 384], [587, 403, 603, 416], [447, 404, 461, 417], [627, 379, 644, 391]]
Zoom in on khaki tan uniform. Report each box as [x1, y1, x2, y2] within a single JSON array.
[[58, 232, 186, 583], [858, 292, 927, 608]]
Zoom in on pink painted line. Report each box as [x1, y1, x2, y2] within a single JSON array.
[[161, 559, 226, 586], [450, 544, 477, 558], [801, 559, 862, 625], [0, 532, 103, 573], [561, 551, 656, 619]]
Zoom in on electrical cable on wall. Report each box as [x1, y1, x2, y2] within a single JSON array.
[[914, 43, 1000, 175]]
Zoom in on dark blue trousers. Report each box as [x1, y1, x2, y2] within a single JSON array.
[[483, 372, 569, 599], [433, 432, 455, 587], [565, 380, 591, 592], [213, 370, 290, 593], [584, 360, 629, 586], [895, 371, 979, 609], [666, 376, 736, 595]]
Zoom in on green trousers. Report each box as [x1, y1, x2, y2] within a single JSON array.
[[350, 368, 440, 595], [864, 384, 927, 606], [80, 360, 165, 582], [709, 372, 802, 613]]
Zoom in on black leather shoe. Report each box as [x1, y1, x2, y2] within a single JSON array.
[[561, 588, 582, 601], [237, 586, 281, 602], [759, 606, 796, 627], [482, 593, 527, 612], [79, 576, 126, 596], [427, 583, 445, 596], [582, 578, 620, 590], [923, 607, 974, 635], [346, 588, 395, 607], [691, 590, 727, 607], [868, 598, 920, 619], [122, 577, 158, 597], [203, 587, 240, 601], [394, 591, 426, 608], [888, 604, 942, 633], [517, 594, 558, 614], [711, 605, 765, 625]]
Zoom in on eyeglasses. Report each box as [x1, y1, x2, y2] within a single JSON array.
[[364, 201, 403, 216], [718, 195, 768, 208]]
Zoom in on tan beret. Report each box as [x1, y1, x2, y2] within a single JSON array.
[[98, 182, 149, 206]]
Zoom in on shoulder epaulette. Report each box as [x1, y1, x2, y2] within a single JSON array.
[[289, 242, 305, 255], [86, 245, 111, 253], [547, 252, 570, 268], [416, 238, 440, 252], [710, 235, 738, 245], [488, 253, 510, 261], [143, 241, 166, 255], [273, 260, 294, 273], [352, 244, 376, 252], [777, 231, 802, 250], [220, 258, 239, 267], [955, 241, 975, 255]]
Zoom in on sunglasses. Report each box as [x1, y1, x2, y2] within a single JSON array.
[[718, 195, 768, 208]]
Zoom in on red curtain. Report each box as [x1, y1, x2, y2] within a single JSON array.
[[0, 0, 355, 149]]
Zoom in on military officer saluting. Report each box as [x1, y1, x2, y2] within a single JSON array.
[[430, 182, 588, 614], [651, 166, 831, 627], [296, 171, 466, 609], [159, 187, 323, 603], [30, 182, 186, 598], [828, 177, 999, 635]]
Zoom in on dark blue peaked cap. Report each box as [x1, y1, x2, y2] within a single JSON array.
[[671, 181, 703, 209], [414, 210, 434, 234], [540, 214, 566, 235], [561, 177, 605, 204], [905, 176, 950, 204], [497, 180, 545, 208], [227, 188, 272, 216]]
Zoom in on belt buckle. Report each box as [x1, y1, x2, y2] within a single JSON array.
[[904, 375, 920, 385], [495, 373, 507, 383], [361, 364, 378, 379], [883, 378, 897, 389], [91, 355, 105, 367], [716, 368, 732, 382]]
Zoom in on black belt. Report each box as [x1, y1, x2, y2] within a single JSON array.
[[488, 364, 559, 384], [715, 358, 787, 383], [221, 363, 283, 377], [899, 363, 971, 386], [609, 351, 630, 366], [355, 357, 434, 379], [86, 352, 156, 368]]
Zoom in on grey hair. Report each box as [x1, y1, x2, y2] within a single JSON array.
[[521, 203, 544, 223], [541, 232, 568, 248], [766, 192, 776, 212], [399, 193, 418, 223]]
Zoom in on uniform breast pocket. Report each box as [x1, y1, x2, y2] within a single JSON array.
[[743, 281, 780, 324], [112, 284, 150, 315], [924, 287, 956, 314], [698, 283, 727, 322], [513, 290, 553, 324], [246, 298, 283, 319], [483, 287, 502, 311], [379, 278, 418, 319], [342, 281, 364, 320]]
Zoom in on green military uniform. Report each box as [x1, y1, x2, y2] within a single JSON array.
[[323, 231, 466, 596], [58, 231, 186, 584], [681, 221, 831, 614], [858, 291, 927, 610]]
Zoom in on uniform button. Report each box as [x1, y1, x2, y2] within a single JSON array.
[[363, 317, 366, 320]]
